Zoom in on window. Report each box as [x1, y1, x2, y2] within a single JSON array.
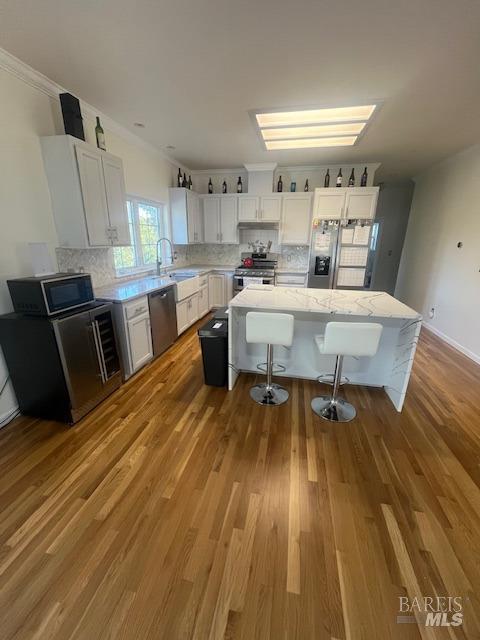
[[113, 198, 169, 275]]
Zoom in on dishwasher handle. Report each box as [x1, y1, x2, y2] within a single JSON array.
[[150, 288, 171, 299]]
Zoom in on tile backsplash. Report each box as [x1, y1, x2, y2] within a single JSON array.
[[56, 237, 309, 289], [56, 248, 116, 287]]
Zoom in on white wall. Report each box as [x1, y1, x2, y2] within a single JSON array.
[[396, 144, 480, 363], [371, 181, 414, 295], [0, 62, 184, 422]]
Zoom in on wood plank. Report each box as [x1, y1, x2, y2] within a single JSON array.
[[0, 323, 478, 639]]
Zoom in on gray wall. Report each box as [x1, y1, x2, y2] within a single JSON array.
[[371, 181, 414, 295]]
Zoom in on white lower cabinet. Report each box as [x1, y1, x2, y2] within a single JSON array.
[[198, 286, 209, 317], [224, 273, 234, 303], [176, 298, 189, 335], [176, 292, 199, 335], [127, 313, 153, 372], [276, 274, 307, 287], [119, 296, 154, 376], [208, 274, 226, 308]]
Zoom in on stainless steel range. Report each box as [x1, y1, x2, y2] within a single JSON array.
[[233, 252, 277, 293]]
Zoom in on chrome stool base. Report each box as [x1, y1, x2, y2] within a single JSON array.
[[250, 383, 289, 406], [311, 396, 356, 422]]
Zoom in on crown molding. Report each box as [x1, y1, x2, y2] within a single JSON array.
[[0, 46, 185, 170]]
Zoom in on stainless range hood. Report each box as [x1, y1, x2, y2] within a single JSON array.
[[237, 221, 279, 230]]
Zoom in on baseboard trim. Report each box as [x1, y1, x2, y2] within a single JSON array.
[[422, 322, 480, 365]]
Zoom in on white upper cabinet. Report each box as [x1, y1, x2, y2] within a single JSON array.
[[259, 195, 281, 221], [280, 194, 312, 245], [75, 146, 111, 246], [201, 195, 238, 243], [344, 187, 379, 220], [170, 188, 203, 244], [203, 197, 220, 243], [238, 195, 259, 221], [102, 155, 130, 245], [313, 188, 346, 219], [238, 194, 281, 221], [41, 135, 129, 249], [219, 196, 238, 243], [313, 187, 379, 220]]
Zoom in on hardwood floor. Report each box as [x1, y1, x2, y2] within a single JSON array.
[[0, 320, 479, 639]]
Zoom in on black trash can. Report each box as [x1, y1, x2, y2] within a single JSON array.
[[198, 317, 228, 387]]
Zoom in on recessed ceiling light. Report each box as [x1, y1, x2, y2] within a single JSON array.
[[134, 122, 145, 128], [256, 105, 376, 128], [253, 104, 377, 150], [265, 136, 357, 150], [261, 122, 365, 141]]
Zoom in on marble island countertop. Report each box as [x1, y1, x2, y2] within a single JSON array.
[[229, 285, 421, 320]]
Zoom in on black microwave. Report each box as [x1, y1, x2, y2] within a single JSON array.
[[7, 273, 94, 316]]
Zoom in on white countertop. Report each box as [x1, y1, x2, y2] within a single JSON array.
[[229, 285, 421, 320], [95, 276, 175, 303]]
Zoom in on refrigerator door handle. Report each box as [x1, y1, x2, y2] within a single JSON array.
[[91, 320, 107, 383]]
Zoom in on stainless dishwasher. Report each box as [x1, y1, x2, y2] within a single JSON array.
[[148, 286, 178, 357]]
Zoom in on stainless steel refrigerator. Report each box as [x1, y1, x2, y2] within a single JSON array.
[[307, 219, 380, 289]]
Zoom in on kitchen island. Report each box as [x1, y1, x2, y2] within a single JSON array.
[[228, 286, 422, 411]]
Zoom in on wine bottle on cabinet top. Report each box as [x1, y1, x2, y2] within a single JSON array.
[[188, 175, 192, 190], [222, 180, 227, 194], [208, 178, 213, 194], [177, 169, 183, 188], [237, 177, 243, 193], [95, 117, 106, 151], [277, 176, 283, 192], [324, 169, 330, 187], [348, 169, 355, 187], [304, 179, 309, 192], [182, 173, 187, 188], [361, 167, 368, 187], [336, 169, 343, 187]]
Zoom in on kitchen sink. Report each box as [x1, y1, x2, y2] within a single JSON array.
[[168, 274, 195, 282], [168, 273, 199, 301]]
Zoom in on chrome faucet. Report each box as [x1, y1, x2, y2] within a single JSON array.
[[156, 237, 176, 276]]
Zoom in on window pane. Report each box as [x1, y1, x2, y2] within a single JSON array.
[[139, 224, 159, 245], [142, 244, 157, 265], [138, 204, 158, 226], [114, 199, 167, 273], [113, 200, 138, 271]]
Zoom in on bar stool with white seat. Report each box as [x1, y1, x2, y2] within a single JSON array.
[[312, 321, 383, 422], [246, 311, 294, 406]]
